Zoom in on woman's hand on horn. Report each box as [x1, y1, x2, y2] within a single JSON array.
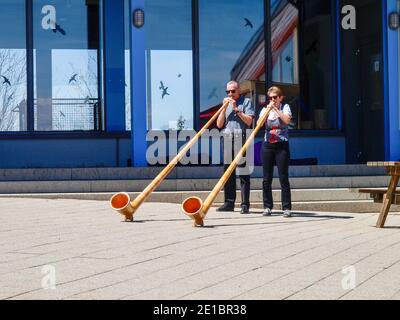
[[266, 102, 274, 112]]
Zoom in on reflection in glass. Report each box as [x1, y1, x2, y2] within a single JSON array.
[[271, 0, 299, 130], [271, 0, 335, 130], [0, 0, 27, 131], [299, 0, 335, 130], [144, 0, 193, 130], [33, 0, 100, 131], [148, 50, 193, 130], [198, 0, 264, 127]]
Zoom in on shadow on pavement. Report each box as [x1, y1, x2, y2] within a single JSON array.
[[130, 212, 354, 226]]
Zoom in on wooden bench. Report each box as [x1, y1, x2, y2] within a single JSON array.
[[358, 188, 400, 205], [358, 162, 400, 228]]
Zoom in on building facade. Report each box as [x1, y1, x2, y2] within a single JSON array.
[[0, 0, 399, 168]]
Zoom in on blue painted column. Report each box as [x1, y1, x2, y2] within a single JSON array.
[[130, 0, 148, 166], [104, 0, 126, 132], [383, 0, 400, 160]]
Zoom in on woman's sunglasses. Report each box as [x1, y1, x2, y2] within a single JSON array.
[[269, 95, 280, 101]]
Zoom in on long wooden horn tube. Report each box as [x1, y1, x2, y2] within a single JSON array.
[[182, 106, 273, 227], [110, 100, 230, 221]]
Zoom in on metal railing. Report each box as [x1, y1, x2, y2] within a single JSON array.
[[33, 98, 102, 131]]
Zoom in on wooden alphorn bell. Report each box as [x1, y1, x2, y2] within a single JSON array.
[[110, 100, 230, 221], [182, 105, 273, 227]]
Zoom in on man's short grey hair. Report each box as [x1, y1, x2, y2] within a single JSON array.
[[227, 80, 240, 88]]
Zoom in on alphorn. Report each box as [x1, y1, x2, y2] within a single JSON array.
[[182, 105, 273, 227], [110, 100, 230, 221]]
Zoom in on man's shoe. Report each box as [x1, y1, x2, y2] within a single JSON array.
[[262, 208, 272, 216], [283, 210, 292, 218], [217, 203, 234, 212], [240, 205, 250, 214]]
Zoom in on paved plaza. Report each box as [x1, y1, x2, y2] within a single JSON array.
[[1, 197, 400, 300]]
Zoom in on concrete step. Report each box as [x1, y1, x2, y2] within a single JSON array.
[[1, 189, 398, 213], [0, 188, 369, 202], [0, 176, 391, 194], [0, 164, 386, 181]]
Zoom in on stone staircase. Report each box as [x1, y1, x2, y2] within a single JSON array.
[[0, 165, 397, 213]]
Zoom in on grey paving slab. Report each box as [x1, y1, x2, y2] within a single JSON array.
[[0, 197, 399, 300], [132, 222, 384, 300]]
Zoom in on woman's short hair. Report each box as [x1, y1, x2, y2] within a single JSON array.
[[267, 86, 283, 97]]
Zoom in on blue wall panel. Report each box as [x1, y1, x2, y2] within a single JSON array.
[[384, 0, 400, 160], [289, 136, 346, 165], [252, 136, 346, 165], [0, 139, 131, 168]]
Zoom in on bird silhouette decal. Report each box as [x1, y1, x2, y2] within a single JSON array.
[[306, 40, 319, 55], [244, 18, 253, 28], [208, 87, 218, 100], [68, 73, 78, 84], [60, 111, 66, 117], [1, 75, 11, 86], [159, 81, 170, 99], [52, 22, 66, 36], [285, 56, 292, 62]]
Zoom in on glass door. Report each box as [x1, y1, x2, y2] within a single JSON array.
[[341, 0, 384, 163]]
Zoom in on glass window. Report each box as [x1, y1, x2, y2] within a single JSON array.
[[271, 0, 300, 129], [271, 0, 336, 130], [0, 0, 27, 132], [300, 0, 335, 130], [199, 0, 265, 126], [273, 36, 298, 84], [144, 0, 193, 130], [33, 0, 100, 131]]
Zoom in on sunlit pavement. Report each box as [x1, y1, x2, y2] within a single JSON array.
[[1, 198, 400, 300]]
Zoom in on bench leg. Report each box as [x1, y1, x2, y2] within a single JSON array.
[[376, 175, 400, 228]]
